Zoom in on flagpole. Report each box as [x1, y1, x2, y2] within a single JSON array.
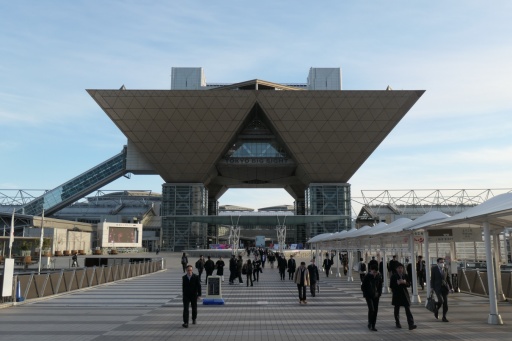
[[9, 209, 15, 259], [38, 210, 45, 274]]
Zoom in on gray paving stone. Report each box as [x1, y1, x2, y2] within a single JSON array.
[[0, 251, 511, 340]]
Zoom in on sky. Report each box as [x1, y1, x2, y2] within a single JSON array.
[[1, 1, 512, 216]]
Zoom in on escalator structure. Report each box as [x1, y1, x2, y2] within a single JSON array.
[[17, 147, 129, 217]]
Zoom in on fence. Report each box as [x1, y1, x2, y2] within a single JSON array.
[[1, 258, 164, 303], [457, 269, 512, 299]]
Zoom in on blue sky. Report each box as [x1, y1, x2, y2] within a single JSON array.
[[1, 1, 512, 214]]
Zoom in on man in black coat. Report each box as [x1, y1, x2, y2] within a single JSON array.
[[182, 265, 201, 328], [431, 258, 453, 322], [195, 255, 205, 283], [389, 255, 399, 276], [287, 255, 297, 280], [228, 254, 237, 284], [278, 254, 287, 280], [307, 258, 320, 297], [204, 255, 215, 282], [416, 256, 426, 290], [323, 253, 332, 277], [361, 264, 382, 332], [390, 263, 416, 330]]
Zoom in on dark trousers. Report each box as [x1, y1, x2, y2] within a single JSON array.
[[417, 273, 425, 289], [206, 271, 213, 282], [253, 269, 259, 281], [297, 284, 307, 301], [325, 267, 330, 277], [310, 282, 317, 297], [183, 296, 197, 324], [238, 271, 243, 283], [359, 273, 365, 282], [289, 270, 295, 280], [246, 273, 253, 286], [365, 297, 380, 327], [182, 263, 187, 273], [198, 269, 203, 282], [394, 305, 414, 325], [279, 270, 285, 280], [229, 270, 234, 283], [435, 289, 449, 317]]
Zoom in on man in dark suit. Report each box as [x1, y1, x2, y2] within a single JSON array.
[[416, 256, 426, 290], [430, 257, 453, 322], [182, 265, 202, 328], [389, 255, 399, 276], [307, 258, 320, 297], [287, 254, 297, 280], [322, 253, 332, 277]]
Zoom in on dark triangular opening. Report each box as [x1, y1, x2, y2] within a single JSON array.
[[221, 102, 296, 162]]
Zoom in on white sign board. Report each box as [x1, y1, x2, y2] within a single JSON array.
[[2, 258, 14, 297]]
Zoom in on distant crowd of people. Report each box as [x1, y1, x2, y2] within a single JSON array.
[[180, 250, 454, 332]]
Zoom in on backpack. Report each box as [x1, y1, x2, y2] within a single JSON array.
[[242, 264, 247, 275]]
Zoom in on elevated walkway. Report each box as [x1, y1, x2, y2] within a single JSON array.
[[17, 147, 128, 216]]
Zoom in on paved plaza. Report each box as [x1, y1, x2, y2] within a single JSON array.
[[1, 252, 511, 340]]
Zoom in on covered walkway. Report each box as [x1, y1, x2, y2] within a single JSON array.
[[308, 193, 512, 325]]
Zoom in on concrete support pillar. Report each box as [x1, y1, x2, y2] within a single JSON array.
[[493, 232, 506, 301], [424, 230, 431, 297], [347, 251, 353, 281], [336, 248, 341, 277], [483, 222, 503, 325], [409, 234, 420, 303], [382, 250, 389, 294]]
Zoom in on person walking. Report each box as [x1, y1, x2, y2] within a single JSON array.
[[182, 265, 201, 328], [390, 263, 417, 330], [294, 261, 310, 304], [358, 257, 367, 283], [389, 255, 399, 276], [244, 259, 253, 287], [341, 253, 348, 276], [368, 256, 378, 272], [416, 256, 426, 290], [204, 255, 215, 282], [215, 256, 225, 282], [181, 252, 188, 273], [278, 254, 287, 280], [361, 264, 383, 332], [228, 254, 237, 284], [307, 258, 319, 297], [253, 256, 261, 282], [431, 257, 454, 322], [237, 255, 244, 284], [269, 252, 276, 269], [71, 253, 78, 267], [287, 255, 296, 280], [323, 253, 332, 277], [195, 255, 205, 283]]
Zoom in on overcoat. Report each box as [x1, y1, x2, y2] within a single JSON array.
[[389, 273, 411, 306]]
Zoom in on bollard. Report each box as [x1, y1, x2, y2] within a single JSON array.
[[16, 280, 25, 302]]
